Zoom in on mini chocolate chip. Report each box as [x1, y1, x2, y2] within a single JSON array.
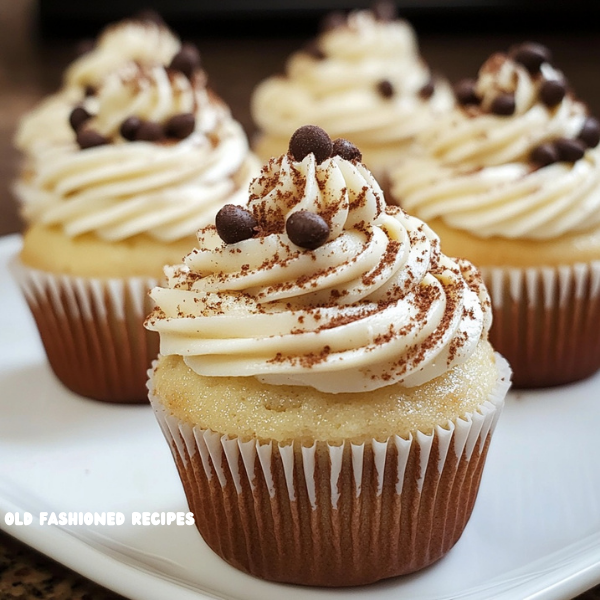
[[510, 42, 552, 74], [578, 117, 600, 148], [215, 204, 258, 244], [120, 116, 142, 141], [454, 79, 480, 106], [69, 106, 92, 132], [286, 211, 330, 250], [372, 0, 397, 21], [377, 80, 394, 99], [419, 79, 435, 99], [491, 93, 516, 116], [289, 125, 333, 163], [76, 129, 108, 150], [332, 138, 362, 162], [168, 43, 201, 79], [530, 143, 559, 167], [555, 137, 586, 162], [134, 120, 164, 142], [303, 40, 325, 60], [320, 11, 346, 31], [165, 113, 196, 139], [539, 79, 566, 108], [84, 85, 96, 97]]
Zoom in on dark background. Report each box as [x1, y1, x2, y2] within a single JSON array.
[[37, 0, 600, 38]]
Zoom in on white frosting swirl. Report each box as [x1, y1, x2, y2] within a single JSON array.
[[391, 52, 600, 239], [146, 152, 492, 393], [16, 63, 259, 242], [251, 10, 453, 152], [15, 17, 181, 156], [65, 18, 181, 89]]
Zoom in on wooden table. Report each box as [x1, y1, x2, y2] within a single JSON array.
[[2, 1, 600, 599]]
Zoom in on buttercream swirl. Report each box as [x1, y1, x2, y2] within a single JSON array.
[[146, 151, 492, 393], [15, 17, 181, 155], [16, 62, 258, 242], [251, 10, 453, 164], [391, 51, 600, 239]]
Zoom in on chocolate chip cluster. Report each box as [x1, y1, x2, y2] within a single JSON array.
[[71, 44, 201, 150], [215, 125, 362, 250], [454, 42, 566, 116], [530, 117, 600, 167]]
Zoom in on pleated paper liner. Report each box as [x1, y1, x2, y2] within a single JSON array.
[[482, 261, 600, 388], [149, 354, 510, 587], [10, 256, 158, 403]]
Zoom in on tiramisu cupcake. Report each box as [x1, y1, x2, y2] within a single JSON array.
[[390, 42, 600, 388], [145, 126, 511, 586], [250, 2, 454, 182], [11, 44, 258, 403], [15, 12, 182, 156]]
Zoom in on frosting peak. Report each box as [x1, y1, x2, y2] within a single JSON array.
[[146, 127, 492, 393]]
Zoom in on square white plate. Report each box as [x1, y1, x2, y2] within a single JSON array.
[[1, 232, 600, 600]]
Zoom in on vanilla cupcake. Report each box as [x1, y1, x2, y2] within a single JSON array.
[[250, 2, 453, 182], [390, 42, 600, 388], [11, 46, 259, 403], [145, 126, 511, 585], [15, 13, 182, 156]]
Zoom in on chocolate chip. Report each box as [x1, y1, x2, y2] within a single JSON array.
[[419, 79, 435, 99], [168, 43, 201, 79], [320, 11, 346, 31], [372, 0, 397, 21], [555, 137, 586, 162], [578, 117, 600, 148], [69, 106, 92, 132], [134, 120, 164, 142], [215, 204, 258, 244], [530, 143, 559, 167], [76, 129, 108, 150], [84, 85, 96, 97], [165, 113, 196, 139], [377, 80, 394, 99], [303, 40, 325, 60], [454, 79, 480, 106], [286, 211, 330, 250], [510, 42, 552, 74], [539, 79, 566, 108], [289, 125, 333, 163], [120, 116, 142, 141], [332, 138, 362, 162], [491, 93, 516, 116]]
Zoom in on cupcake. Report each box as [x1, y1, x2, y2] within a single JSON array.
[[389, 42, 600, 388], [145, 126, 511, 586], [10, 39, 259, 403], [250, 2, 454, 182], [15, 12, 182, 156]]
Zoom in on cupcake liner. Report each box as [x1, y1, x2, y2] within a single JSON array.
[[482, 261, 600, 388], [149, 354, 510, 587], [10, 256, 159, 403]]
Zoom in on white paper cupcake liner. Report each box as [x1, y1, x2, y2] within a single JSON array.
[[148, 353, 510, 586], [482, 261, 600, 388], [10, 256, 159, 403]]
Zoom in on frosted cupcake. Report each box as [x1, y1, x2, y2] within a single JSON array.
[[145, 126, 511, 585], [15, 12, 182, 156], [390, 42, 600, 388], [250, 2, 454, 182], [11, 47, 258, 403]]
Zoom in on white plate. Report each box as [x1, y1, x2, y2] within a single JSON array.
[[1, 232, 600, 600]]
